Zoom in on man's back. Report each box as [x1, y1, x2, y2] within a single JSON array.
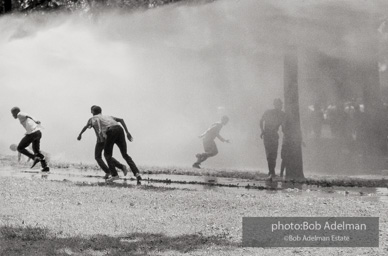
[[203, 122, 223, 141], [17, 112, 40, 134], [91, 114, 119, 136], [87, 117, 104, 142]]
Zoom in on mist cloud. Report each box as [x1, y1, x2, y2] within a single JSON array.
[[0, 0, 387, 170]]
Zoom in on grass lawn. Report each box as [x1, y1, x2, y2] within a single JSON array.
[[0, 170, 387, 255]]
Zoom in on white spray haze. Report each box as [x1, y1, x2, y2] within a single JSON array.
[[0, 0, 387, 171]]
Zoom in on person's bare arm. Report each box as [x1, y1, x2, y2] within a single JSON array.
[[77, 126, 88, 140], [26, 115, 40, 124], [77, 125, 89, 140], [216, 134, 230, 143], [259, 117, 265, 139], [114, 117, 133, 141], [77, 120, 92, 140]]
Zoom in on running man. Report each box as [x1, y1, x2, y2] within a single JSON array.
[[192, 116, 230, 169], [77, 105, 128, 179], [90, 106, 142, 183], [11, 107, 49, 172], [260, 98, 285, 179]]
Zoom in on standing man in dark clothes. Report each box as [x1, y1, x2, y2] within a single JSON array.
[[192, 116, 230, 169], [11, 107, 49, 172], [77, 105, 128, 179], [90, 106, 142, 183], [260, 98, 285, 179]]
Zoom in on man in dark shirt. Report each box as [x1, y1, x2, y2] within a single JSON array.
[[260, 98, 285, 179], [77, 105, 128, 179], [193, 116, 230, 169], [90, 106, 142, 184]]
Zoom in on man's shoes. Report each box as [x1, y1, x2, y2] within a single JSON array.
[[106, 176, 119, 182], [41, 167, 50, 173], [136, 174, 142, 185], [104, 173, 111, 179], [266, 174, 277, 180], [122, 166, 128, 176], [31, 157, 42, 169], [192, 163, 201, 169]]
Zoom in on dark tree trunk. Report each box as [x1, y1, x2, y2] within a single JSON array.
[[2, 0, 12, 13], [284, 46, 305, 181]]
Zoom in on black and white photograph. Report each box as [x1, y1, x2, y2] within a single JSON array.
[[0, 0, 387, 255]]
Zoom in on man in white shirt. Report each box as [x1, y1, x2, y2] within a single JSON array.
[[11, 107, 49, 172], [192, 116, 230, 169], [90, 106, 142, 184]]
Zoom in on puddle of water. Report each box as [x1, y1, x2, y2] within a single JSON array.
[[1, 166, 388, 202]]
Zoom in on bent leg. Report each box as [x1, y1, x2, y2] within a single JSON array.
[[96, 141, 124, 172], [95, 142, 110, 174], [264, 136, 279, 176], [112, 158, 124, 170], [17, 135, 35, 159], [104, 130, 118, 177], [116, 127, 139, 175], [31, 131, 48, 168], [197, 140, 218, 164], [31, 131, 43, 158]]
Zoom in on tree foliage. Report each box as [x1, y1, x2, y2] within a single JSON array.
[[1, 0, 209, 14]]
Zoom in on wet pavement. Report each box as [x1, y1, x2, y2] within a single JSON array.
[[0, 165, 388, 203]]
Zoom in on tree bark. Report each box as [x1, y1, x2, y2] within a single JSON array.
[[284, 46, 305, 180]]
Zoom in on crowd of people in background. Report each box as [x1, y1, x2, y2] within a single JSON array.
[[304, 99, 388, 157], [258, 97, 388, 179]]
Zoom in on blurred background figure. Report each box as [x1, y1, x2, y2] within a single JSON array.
[[309, 103, 324, 139], [193, 116, 230, 169], [260, 98, 285, 179]]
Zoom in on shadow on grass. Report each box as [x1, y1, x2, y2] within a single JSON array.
[[0, 225, 238, 256]]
